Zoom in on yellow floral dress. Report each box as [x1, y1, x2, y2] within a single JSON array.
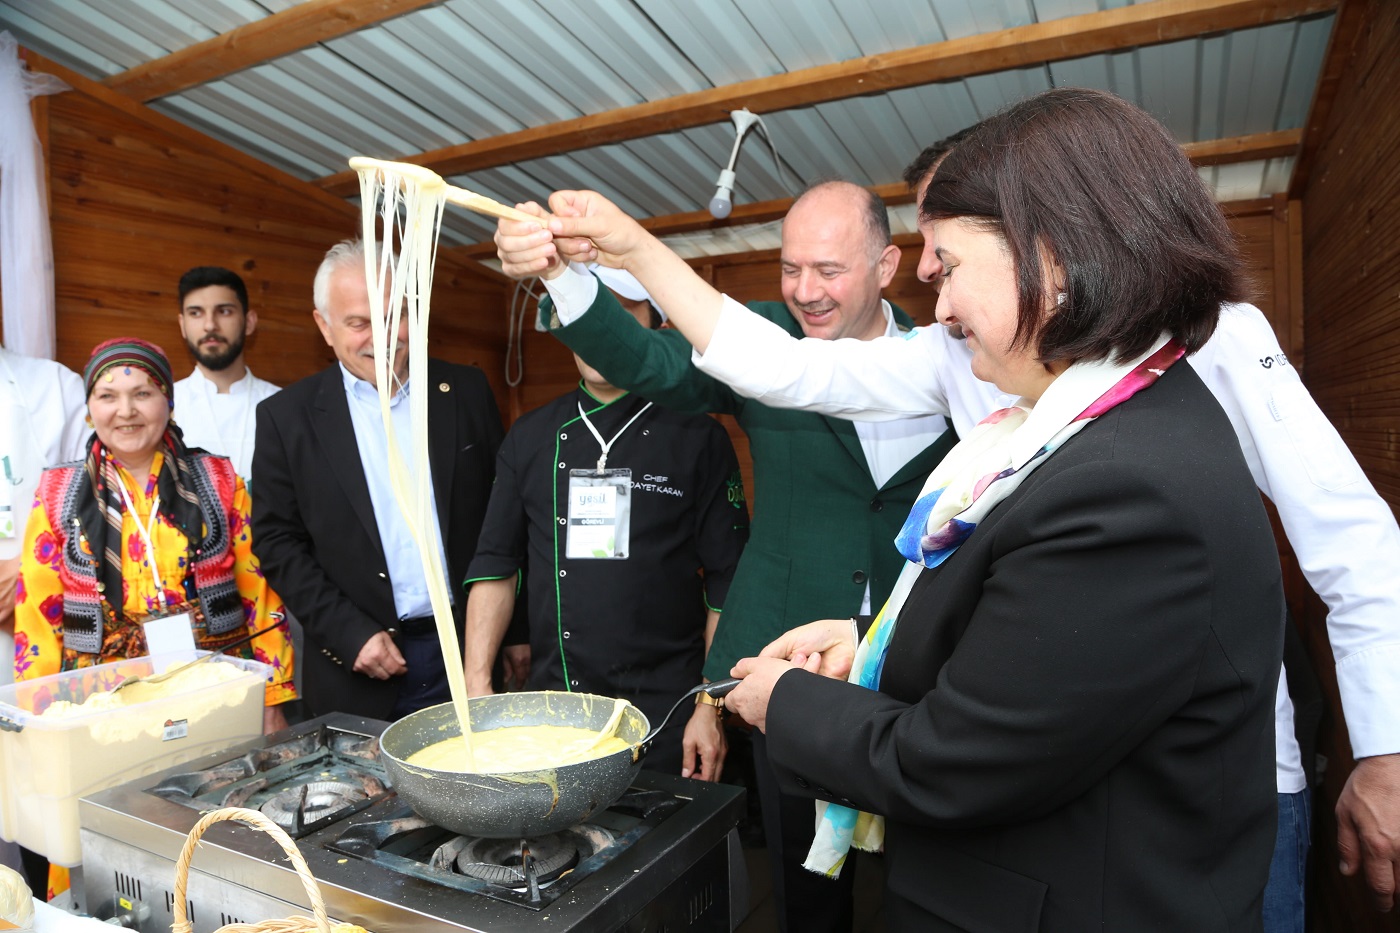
[[13, 451, 296, 702]]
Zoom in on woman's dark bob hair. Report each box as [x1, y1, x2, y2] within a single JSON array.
[[922, 87, 1247, 363]]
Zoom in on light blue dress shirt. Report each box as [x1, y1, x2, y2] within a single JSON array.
[[340, 364, 452, 620]]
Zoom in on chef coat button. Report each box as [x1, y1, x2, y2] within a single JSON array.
[[571, 680, 579, 687], [796, 777, 810, 789], [562, 631, 570, 639], [439, 382, 450, 392], [852, 570, 867, 585], [558, 517, 566, 525], [870, 498, 883, 512], [560, 433, 567, 440], [378, 572, 387, 579], [559, 570, 567, 578], [559, 461, 566, 469]]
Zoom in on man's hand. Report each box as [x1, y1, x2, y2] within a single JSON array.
[[681, 701, 727, 782], [1337, 752, 1400, 910], [494, 203, 562, 281], [501, 644, 531, 692], [352, 630, 408, 680], [263, 703, 290, 735], [727, 653, 820, 733], [545, 190, 656, 272], [759, 618, 858, 681]]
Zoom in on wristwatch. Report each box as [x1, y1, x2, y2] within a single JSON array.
[[695, 688, 725, 716]]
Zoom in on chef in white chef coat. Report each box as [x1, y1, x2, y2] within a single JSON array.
[[0, 345, 87, 682]]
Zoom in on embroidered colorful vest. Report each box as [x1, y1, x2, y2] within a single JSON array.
[[38, 453, 244, 655]]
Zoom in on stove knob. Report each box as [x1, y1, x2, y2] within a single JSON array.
[[93, 894, 152, 929]]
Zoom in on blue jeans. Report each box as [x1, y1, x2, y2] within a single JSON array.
[[1263, 789, 1311, 933]]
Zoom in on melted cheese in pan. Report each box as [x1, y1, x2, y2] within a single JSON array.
[[407, 725, 631, 773]]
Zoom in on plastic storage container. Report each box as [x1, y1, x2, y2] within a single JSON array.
[[0, 651, 269, 867]]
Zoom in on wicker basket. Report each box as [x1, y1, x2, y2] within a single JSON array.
[[172, 807, 371, 933]]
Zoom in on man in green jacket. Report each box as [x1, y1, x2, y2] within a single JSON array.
[[497, 181, 957, 933]]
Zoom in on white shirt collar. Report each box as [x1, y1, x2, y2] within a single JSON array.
[[878, 300, 900, 338], [187, 365, 257, 395], [339, 362, 409, 405]]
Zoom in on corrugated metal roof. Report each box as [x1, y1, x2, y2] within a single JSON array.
[[2, 0, 1335, 252]]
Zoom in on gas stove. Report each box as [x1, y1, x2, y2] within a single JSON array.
[[77, 713, 746, 933]]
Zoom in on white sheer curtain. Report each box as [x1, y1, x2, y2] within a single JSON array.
[[0, 32, 68, 358]]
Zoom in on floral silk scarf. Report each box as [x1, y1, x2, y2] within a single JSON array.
[[805, 335, 1185, 878]]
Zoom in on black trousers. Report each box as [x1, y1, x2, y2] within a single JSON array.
[[752, 729, 856, 933], [389, 628, 452, 721]]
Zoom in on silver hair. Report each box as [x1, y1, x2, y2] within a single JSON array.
[[312, 238, 366, 312]]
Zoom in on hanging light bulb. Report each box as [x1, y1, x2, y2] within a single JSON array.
[[709, 109, 762, 219]]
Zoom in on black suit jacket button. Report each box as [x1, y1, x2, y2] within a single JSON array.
[[852, 570, 867, 585], [796, 777, 810, 789], [870, 498, 883, 512]]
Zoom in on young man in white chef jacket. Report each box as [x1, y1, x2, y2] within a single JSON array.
[[172, 266, 280, 485]]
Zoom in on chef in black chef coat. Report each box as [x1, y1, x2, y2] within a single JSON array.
[[463, 269, 749, 782]]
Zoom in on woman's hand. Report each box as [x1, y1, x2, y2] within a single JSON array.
[[726, 653, 820, 733], [760, 618, 858, 681]]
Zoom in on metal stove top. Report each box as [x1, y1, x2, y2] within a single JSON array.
[[77, 712, 746, 933]]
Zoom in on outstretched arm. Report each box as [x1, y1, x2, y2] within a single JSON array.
[[498, 193, 992, 429]]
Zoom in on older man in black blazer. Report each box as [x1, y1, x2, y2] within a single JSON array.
[[252, 240, 503, 720]]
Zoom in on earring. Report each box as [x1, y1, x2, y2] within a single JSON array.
[[85, 414, 94, 428], [1056, 291, 1067, 307]]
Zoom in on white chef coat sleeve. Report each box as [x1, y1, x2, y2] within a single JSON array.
[[57, 363, 88, 462], [1191, 302, 1400, 759], [693, 296, 960, 423], [540, 263, 601, 325]]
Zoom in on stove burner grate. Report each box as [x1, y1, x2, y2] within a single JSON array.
[[455, 833, 579, 886], [260, 781, 368, 832]]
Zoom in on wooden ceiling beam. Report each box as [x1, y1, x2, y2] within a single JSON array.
[[1186, 127, 1303, 166], [103, 0, 445, 102], [22, 45, 508, 285], [449, 130, 1303, 258], [316, 0, 1337, 196], [1288, 0, 1372, 197]]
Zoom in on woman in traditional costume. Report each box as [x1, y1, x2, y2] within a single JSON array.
[[13, 338, 295, 732]]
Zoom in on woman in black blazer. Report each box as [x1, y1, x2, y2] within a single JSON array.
[[715, 90, 1286, 931], [505, 88, 1284, 932]]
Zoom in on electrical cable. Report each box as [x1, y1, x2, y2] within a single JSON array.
[[708, 108, 802, 219]]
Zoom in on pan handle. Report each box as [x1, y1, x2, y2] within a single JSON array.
[[634, 678, 744, 761], [701, 677, 741, 699]]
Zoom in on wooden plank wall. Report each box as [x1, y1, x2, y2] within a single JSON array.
[[1296, 1, 1400, 930], [1, 50, 512, 413], [514, 205, 1299, 508]]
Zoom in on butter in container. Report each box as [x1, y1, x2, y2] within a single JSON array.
[[0, 651, 269, 867]]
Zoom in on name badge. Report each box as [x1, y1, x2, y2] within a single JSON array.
[[566, 469, 632, 559], [144, 611, 197, 659]]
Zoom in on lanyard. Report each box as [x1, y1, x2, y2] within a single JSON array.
[[576, 400, 652, 473], [114, 472, 168, 611]]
